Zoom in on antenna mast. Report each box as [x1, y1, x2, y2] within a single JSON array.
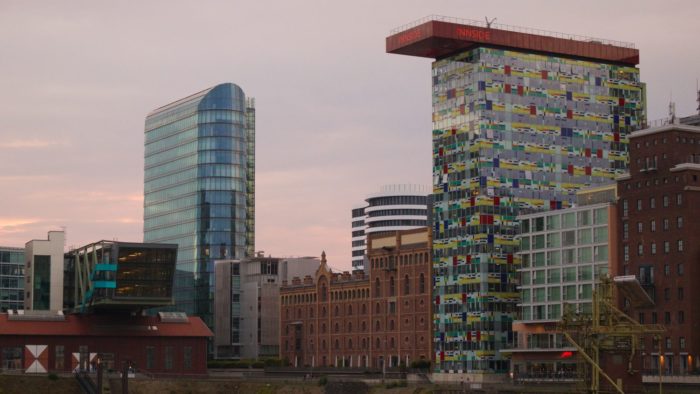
[[485, 17, 497, 28]]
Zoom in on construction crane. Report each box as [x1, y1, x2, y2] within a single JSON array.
[[558, 276, 665, 394]]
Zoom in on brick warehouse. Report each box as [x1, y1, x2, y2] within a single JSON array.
[[617, 122, 700, 375], [0, 312, 211, 376], [280, 228, 432, 368]]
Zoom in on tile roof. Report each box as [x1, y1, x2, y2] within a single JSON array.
[[0, 313, 212, 338]]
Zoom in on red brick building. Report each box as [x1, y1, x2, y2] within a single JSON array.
[[280, 228, 432, 368], [617, 123, 700, 375], [0, 312, 211, 376]]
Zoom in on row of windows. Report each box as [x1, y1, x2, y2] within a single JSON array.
[[367, 195, 427, 207], [283, 296, 427, 320], [625, 240, 684, 258], [521, 246, 609, 267], [520, 208, 608, 233], [285, 315, 427, 336], [0, 252, 24, 264], [369, 252, 429, 269], [520, 227, 608, 251], [282, 275, 428, 307], [638, 311, 685, 325], [366, 209, 428, 218], [522, 284, 597, 304], [622, 216, 684, 238], [621, 194, 683, 216], [284, 335, 427, 353], [367, 219, 428, 228], [520, 264, 607, 286]]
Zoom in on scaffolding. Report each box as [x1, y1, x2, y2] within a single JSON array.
[[558, 276, 665, 393]]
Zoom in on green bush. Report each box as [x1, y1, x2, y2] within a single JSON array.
[[251, 361, 265, 369], [410, 360, 431, 370], [260, 358, 285, 367], [207, 359, 252, 369], [318, 375, 328, 386], [48, 373, 59, 381]]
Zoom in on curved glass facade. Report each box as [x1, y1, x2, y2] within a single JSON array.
[[144, 83, 255, 328]]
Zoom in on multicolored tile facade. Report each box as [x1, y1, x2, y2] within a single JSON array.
[[432, 47, 645, 373]]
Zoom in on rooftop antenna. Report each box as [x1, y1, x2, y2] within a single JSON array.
[[669, 98, 677, 125], [485, 17, 497, 28]]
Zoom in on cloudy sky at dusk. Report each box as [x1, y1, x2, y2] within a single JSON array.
[[1, 1, 699, 270]]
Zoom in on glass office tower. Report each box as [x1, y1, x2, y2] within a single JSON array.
[[0, 247, 24, 312], [387, 18, 645, 374], [144, 83, 255, 328]]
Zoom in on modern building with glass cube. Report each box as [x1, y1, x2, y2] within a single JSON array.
[[387, 16, 645, 377], [144, 83, 255, 329]]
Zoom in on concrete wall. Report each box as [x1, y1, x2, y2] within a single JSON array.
[[24, 231, 64, 311]]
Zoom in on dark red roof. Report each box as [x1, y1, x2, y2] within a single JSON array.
[[0, 314, 212, 338], [386, 20, 639, 65]]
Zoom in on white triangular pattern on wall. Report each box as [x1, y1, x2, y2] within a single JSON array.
[[36, 345, 47, 358], [26, 360, 47, 373], [26, 345, 37, 358]]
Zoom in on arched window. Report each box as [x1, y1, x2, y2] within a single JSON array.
[[320, 283, 327, 301], [404, 274, 410, 295], [334, 305, 339, 317], [310, 324, 314, 334], [362, 321, 367, 332], [322, 340, 327, 350], [390, 337, 395, 348], [348, 305, 353, 315], [375, 302, 381, 314], [375, 320, 380, 331], [419, 273, 426, 293], [322, 323, 326, 333], [286, 308, 290, 319], [389, 320, 395, 330], [348, 338, 353, 349], [335, 322, 339, 333], [322, 306, 327, 317], [362, 303, 367, 314], [348, 322, 353, 332], [362, 338, 367, 349], [335, 339, 339, 349], [389, 276, 395, 296], [375, 338, 381, 349], [374, 278, 381, 297]]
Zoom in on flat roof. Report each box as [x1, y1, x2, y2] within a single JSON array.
[[386, 16, 639, 65], [0, 313, 212, 337]]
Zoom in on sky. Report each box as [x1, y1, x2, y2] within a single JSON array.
[[1, 0, 699, 271]]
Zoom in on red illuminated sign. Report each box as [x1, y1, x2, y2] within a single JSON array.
[[455, 27, 491, 41], [561, 351, 573, 358], [397, 29, 421, 44]]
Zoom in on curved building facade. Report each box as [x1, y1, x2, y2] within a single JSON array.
[[144, 83, 255, 328], [351, 185, 430, 270]]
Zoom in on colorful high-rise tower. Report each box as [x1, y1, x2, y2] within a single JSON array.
[[387, 16, 645, 377]]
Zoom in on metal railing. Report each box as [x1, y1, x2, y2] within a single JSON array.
[[389, 15, 636, 49]]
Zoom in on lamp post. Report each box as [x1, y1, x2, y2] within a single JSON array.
[[657, 335, 663, 394]]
